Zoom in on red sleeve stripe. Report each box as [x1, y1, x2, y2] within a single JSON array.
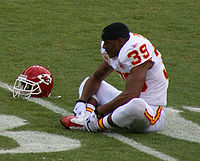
[[144, 106, 162, 125], [163, 69, 169, 80]]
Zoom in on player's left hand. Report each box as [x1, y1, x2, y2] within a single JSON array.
[[84, 111, 100, 132], [73, 100, 86, 116]]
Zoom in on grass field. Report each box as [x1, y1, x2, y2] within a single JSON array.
[[0, 0, 199, 160]]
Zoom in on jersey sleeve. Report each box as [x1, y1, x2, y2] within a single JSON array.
[[100, 41, 106, 54], [100, 41, 111, 64]]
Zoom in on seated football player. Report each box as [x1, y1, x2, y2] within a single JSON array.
[[60, 22, 169, 133]]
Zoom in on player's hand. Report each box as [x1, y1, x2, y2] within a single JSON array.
[[84, 111, 100, 132], [73, 100, 86, 116]]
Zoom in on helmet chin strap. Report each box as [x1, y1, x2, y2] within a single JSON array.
[[48, 95, 62, 99]]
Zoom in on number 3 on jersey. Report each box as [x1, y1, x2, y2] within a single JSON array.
[[127, 44, 150, 66]]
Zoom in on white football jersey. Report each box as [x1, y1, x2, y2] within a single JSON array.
[[101, 33, 169, 106]]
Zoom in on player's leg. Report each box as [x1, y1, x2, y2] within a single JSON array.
[[140, 106, 165, 133], [79, 77, 122, 106], [97, 98, 164, 133], [110, 98, 151, 132]]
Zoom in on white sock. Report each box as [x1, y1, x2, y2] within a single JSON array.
[[98, 114, 113, 130], [86, 103, 95, 117]]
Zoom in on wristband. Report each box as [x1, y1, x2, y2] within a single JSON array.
[[76, 100, 86, 104]]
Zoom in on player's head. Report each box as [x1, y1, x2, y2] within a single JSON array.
[[101, 22, 130, 58], [101, 22, 130, 41], [13, 65, 54, 99]]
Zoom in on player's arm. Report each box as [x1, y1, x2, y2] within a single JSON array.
[[79, 60, 114, 102], [96, 61, 153, 116]]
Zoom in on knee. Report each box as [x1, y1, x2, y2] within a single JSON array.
[[111, 98, 148, 128], [126, 98, 147, 117], [78, 77, 89, 98], [79, 77, 89, 88]]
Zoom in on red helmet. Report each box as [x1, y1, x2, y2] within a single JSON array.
[[13, 65, 54, 98]]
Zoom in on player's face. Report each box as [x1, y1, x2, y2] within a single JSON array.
[[103, 39, 122, 58]]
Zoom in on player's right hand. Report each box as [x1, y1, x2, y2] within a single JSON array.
[[84, 111, 99, 132], [73, 100, 86, 116]]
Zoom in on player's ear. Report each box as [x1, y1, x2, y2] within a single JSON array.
[[118, 37, 127, 45]]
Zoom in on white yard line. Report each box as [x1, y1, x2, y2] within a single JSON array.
[[0, 80, 178, 161], [182, 106, 200, 113], [29, 98, 71, 116], [106, 133, 178, 161], [160, 107, 200, 144], [0, 115, 81, 153]]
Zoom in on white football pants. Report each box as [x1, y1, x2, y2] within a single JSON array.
[[79, 77, 165, 133]]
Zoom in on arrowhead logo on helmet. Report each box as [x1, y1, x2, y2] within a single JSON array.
[[37, 74, 52, 85]]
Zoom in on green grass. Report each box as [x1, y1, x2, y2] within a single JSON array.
[[0, 0, 199, 160]]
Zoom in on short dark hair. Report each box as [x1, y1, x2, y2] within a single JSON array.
[[101, 22, 130, 41]]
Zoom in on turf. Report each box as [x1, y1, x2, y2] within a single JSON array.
[[0, 0, 199, 160]]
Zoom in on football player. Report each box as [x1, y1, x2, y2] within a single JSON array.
[[60, 22, 169, 133]]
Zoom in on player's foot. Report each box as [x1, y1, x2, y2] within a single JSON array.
[[60, 115, 85, 130]]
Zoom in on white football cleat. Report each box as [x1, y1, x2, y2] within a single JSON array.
[[60, 115, 86, 130]]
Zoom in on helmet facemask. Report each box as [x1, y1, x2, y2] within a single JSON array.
[[13, 74, 42, 99]]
